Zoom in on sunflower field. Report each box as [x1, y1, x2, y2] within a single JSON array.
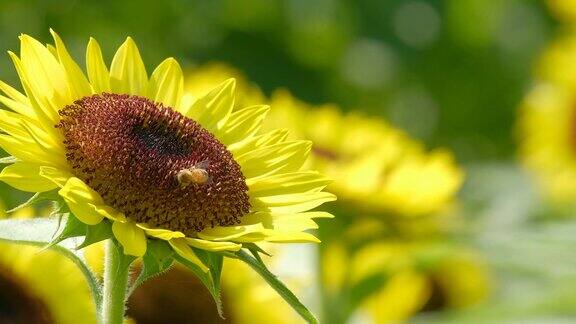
[[0, 0, 573, 323]]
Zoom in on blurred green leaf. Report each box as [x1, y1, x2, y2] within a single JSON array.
[[346, 272, 389, 316]]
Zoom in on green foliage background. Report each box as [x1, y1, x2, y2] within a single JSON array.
[[0, 0, 554, 163]]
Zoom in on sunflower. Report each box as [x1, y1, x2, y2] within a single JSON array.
[[537, 33, 576, 90], [547, 0, 576, 24], [345, 241, 490, 322], [265, 89, 463, 220], [316, 219, 490, 323], [0, 242, 97, 324], [0, 201, 96, 324], [0, 31, 335, 272], [518, 31, 576, 205]]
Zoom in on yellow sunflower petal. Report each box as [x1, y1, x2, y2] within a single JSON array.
[[241, 212, 320, 231], [86, 38, 111, 93], [5, 52, 41, 123], [202, 215, 320, 243], [136, 224, 185, 240], [0, 94, 32, 118], [252, 191, 337, 213], [18, 35, 69, 122], [264, 231, 320, 243], [39, 166, 73, 188], [298, 211, 334, 219], [112, 221, 146, 257], [91, 204, 126, 222], [0, 79, 29, 105], [270, 215, 319, 231], [237, 140, 312, 179], [185, 78, 235, 133], [58, 177, 105, 225], [15, 122, 67, 170], [0, 134, 57, 166], [247, 171, 332, 197], [198, 223, 267, 242], [185, 237, 241, 252], [50, 29, 92, 99], [47, 44, 58, 57], [169, 238, 209, 272], [229, 129, 289, 156], [110, 37, 148, 96], [7, 51, 64, 140], [219, 105, 270, 145], [0, 109, 32, 139], [0, 162, 57, 192], [18, 119, 63, 154], [147, 57, 183, 109]]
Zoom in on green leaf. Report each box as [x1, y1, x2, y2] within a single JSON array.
[[129, 240, 174, 295], [42, 212, 87, 251], [0, 155, 18, 164], [0, 217, 102, 309], [234, 249, 318, 324], [77, 220, 112, 249], [244, 242, 272, 257], [7, 189, 60, 213], [174, 251, 224, 318], [196, 249, 224, 295]]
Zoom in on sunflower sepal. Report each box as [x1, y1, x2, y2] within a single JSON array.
[[243, 242, 272, 257], [195, 248, 224, 292], [233, 249, 319, 324], [129, 239, 175, 296], [41, 210, 86, 251], [6, 188, 60, 214], [76, 219, 113, 250], [42, 208, 111, 253]]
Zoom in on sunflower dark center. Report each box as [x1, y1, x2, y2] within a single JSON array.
[[57, 93, 250, 234], [0, 266, 53, 324]]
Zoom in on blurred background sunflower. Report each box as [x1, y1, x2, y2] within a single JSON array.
[[1, 0, 576, 323], [0, 201, 96, 324]]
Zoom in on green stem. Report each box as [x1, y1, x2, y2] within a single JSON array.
[[101, 239, 134, 324]]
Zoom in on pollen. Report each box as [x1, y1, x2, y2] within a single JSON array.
[[56, 93, 251, 234]]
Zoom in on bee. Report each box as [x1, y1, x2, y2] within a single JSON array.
[[176, 161, 210, 188]]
